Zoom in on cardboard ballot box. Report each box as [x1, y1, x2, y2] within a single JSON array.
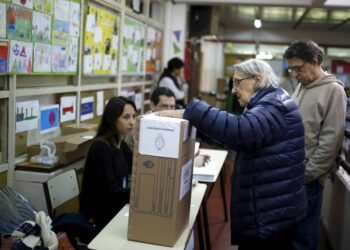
[[128, 114, 196, 246], [27, 131, 95, 165]]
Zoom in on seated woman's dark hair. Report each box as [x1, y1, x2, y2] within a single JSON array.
[[96, 96, 136, 145], [167, 57, 184, 72]]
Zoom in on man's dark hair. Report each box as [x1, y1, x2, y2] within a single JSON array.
[[283, 39, 324, 65], [167, 57, 184, 71], [150, 87, 175, 105]]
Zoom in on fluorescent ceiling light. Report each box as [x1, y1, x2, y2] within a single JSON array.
[[254, 18, 262, 29]]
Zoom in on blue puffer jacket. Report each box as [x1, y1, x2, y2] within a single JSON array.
[[184, 86, 307, 244]]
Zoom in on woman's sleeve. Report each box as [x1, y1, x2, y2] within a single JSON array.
[[159, 77, 185, 100], [184, 99, 286, 150]]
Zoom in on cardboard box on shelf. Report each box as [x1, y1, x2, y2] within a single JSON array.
[[61, 123, 98, 135], [128, 114, 196, 247], [27, 131, 95, 165]]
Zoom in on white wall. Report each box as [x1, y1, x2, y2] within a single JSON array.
[[163, 2, 188, 66], [200, 40, 224, 92]]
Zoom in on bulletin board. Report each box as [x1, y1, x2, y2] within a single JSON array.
[[83, 3, 120, 75], [0, 0, 81, 75], [122, 16, 144, 75], [146, 26, 162, 74]]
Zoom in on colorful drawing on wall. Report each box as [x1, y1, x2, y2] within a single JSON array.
[[13, 0, 33, 10], [54, 0, 69, 22], [122, 16, 144, 74], [69, 1, 80, 37], [146, 26, 162, 73], [52, 19, 69, 46], [68, 36, 78, 72], [40, 104, 59, 134], [16, 100, 39, 133], [33, 42, 51, 72], [32, 11, 51, 43], [33, 0, 53, 14], [0, 41, 9, 73], [0, 3, 6, 38], [83, 3, 120, 75], [9, 40, 33, 73], [51, 44, 67, 72], [172, 29, 182, 56], [7, 4, 32, 41], [60, 95, 76, 123], [80, 96, 94, 121]]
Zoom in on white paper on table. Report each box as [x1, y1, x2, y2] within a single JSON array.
[[83, 55, 93, 73], [102, 54, 111, 70], [85, 14, 95, 32], [16, 100, 39, 133], [93, 53, 102, 70], [96, 91, 104, 116], [134, 93, 142, 110], [179, 159, 193, 201], [93, 27, 102, 44], [139, 115, 182, 158], [60, 96, 76, 123]]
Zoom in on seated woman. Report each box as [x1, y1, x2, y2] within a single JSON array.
[[158, 57, 187, 108], [79, 96, 136, 232]]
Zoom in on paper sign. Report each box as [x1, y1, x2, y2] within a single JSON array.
[[0, 41, 9, 73], [96, 91, 104, 116], [40, 104, 59, 134], [139, 115, 182, 158], [81, 96, 94, 121], [9, 40, 33, 73], [16, 100, 39, 133], [0, 3, 6, 38], [33, 43, 51, 72], [60, 96, 76, 122], [179, 159, 193, 200]]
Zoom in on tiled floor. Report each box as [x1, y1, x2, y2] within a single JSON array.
[[194, 158, 332, 250]]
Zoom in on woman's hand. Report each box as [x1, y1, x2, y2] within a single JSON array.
[[155, 109, 185, 119]]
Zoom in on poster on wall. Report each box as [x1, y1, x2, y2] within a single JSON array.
[[7, 4, 32, 41], [146, 26, 162, 73], [69, 1, 80, 37], [40, 104, 59, 134], [0, 41, 8, 73], [32, 11, 51, 43], [51, 45, 67, 72], [122, 16, 144, 74], [13, 0, 33, 9], [15, 100, 39, 133], [52, 20, 69, 46], [33, 0, 53, 14], [33, 42, 51, 72], [9, 40, 33, 73], [0, 3, 6, 38], [54, 0, 69, 22], [60, 95, 76, 123], [68, 36, 78, 72], [83, 3, 119, 75], [80, 96, 94, 121]]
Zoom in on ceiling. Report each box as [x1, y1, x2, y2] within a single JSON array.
[[219, 5, 350, 32]]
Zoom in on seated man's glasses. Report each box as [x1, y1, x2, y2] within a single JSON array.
[[288, 62, 306, 73]]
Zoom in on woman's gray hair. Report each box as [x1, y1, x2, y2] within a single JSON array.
[[233, 59, 279, 89]]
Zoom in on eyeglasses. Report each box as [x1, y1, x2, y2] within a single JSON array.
[[234, 76, 254, 88], [288, 62, 306, 73]]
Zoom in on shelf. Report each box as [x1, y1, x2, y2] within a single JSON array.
[[81, 83, 118, 91], [16, 86, 79, 97]]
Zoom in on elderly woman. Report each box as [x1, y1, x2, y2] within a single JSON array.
[[159, 59, 307, 249]]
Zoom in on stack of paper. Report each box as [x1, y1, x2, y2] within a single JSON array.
[[193, 160, 218, 182]]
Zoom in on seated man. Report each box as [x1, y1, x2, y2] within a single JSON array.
[[125, 87, 176, 151]]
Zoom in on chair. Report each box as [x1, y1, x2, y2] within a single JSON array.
[[43, 169, 79, 218]]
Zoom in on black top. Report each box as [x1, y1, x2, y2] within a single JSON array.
[[79, 138, 132, 231]]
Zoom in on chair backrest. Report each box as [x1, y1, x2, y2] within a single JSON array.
[[44, 169, 79, 217]]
